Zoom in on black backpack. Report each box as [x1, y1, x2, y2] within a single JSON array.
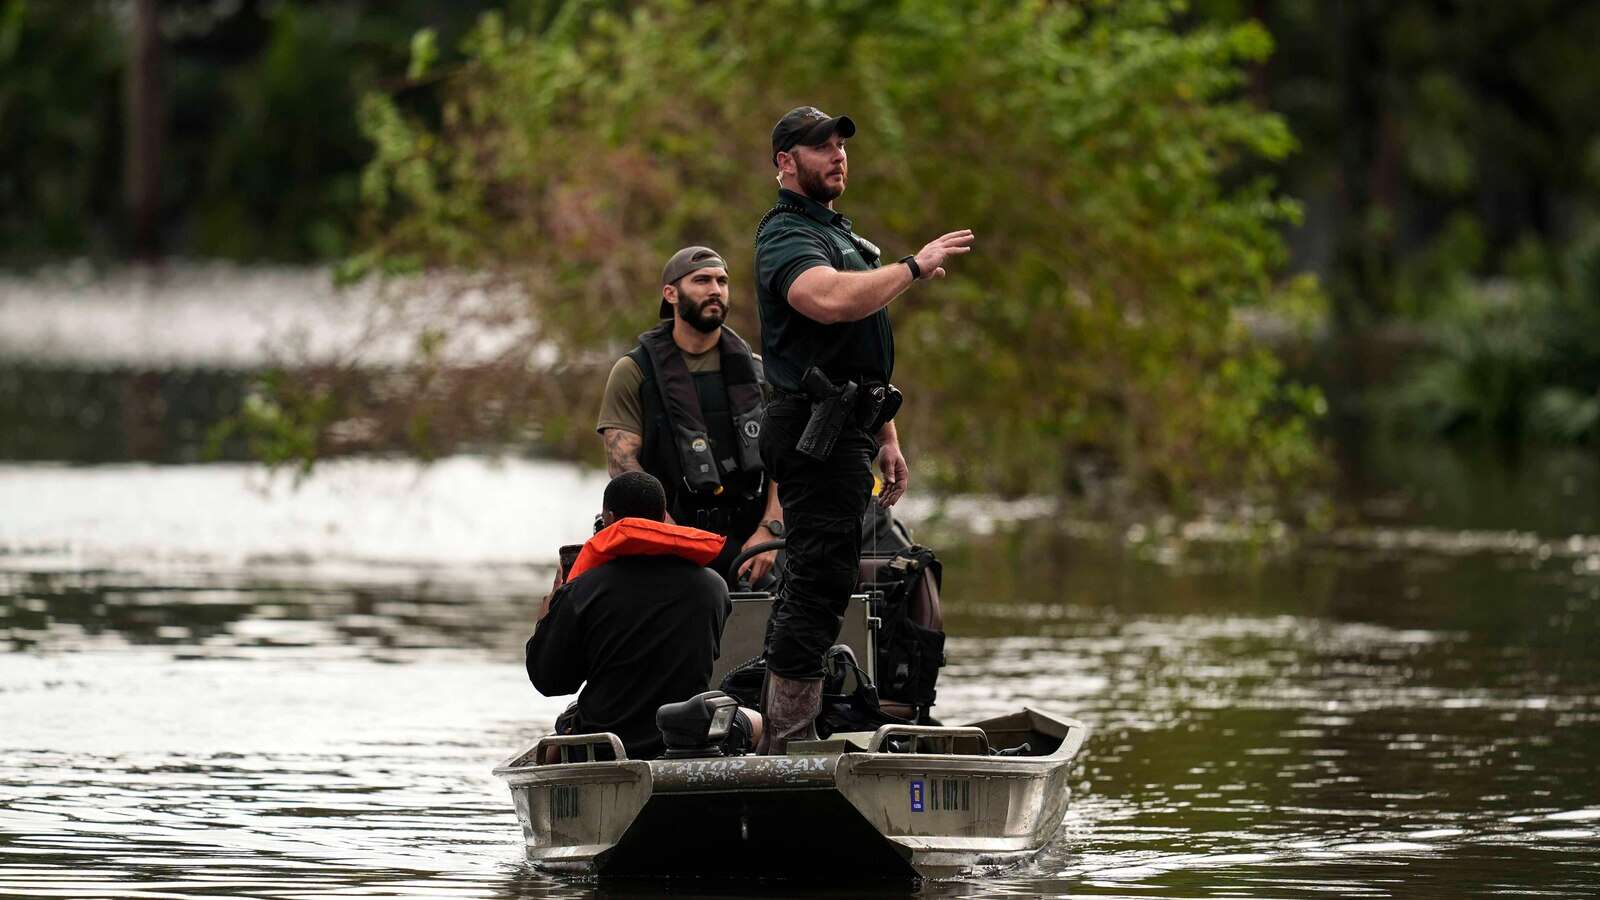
[[816, 644, 914, 737], [860, 545, 947, 719]]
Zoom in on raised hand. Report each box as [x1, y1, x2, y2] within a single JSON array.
[[913, 229, 975, 280]]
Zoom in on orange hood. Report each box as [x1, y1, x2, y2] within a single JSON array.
[[565, 517, 726, 582]]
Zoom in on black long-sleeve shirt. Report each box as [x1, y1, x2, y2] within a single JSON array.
[[526, 554, 730, 759]]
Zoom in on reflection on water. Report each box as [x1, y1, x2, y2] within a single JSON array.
[[3, 457, 1600, 898]]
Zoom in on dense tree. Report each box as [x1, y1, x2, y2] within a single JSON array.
[[7, 0, 1594, 468], [312, 0, 1323, 503], [0, 0, 512, 263], [1198, 0, 1600, 322], [0, 0, 123, 258]]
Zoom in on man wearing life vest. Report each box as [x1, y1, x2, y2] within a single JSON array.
[[596, 246, 784, 586], [526, 472, 762, 759]]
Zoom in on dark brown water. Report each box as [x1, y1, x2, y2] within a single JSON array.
[[3, 448, 1599, 898]]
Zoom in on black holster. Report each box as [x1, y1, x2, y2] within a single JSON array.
[[796, 367, 858, 461]]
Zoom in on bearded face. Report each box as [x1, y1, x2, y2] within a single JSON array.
[[788, 137, 847, 204], [677, 292, 726, 333], [796, 159, 843, 203], [670, 268, 730, 334]]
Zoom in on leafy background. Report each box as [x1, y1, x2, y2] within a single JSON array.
[[4, 0, 1598, 508]]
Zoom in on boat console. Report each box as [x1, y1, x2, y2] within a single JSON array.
[[713, 591, 878, 685]]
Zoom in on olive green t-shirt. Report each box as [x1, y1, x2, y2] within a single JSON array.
[[595, 347, 769, 435], [596, 347, 721, 436]]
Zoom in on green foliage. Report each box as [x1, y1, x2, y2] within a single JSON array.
[[183, 3, 371, 259], [1211, 0, 1600, 326], [1192, 0, 1600, 448], [0, 0, 508, 264], [408, 28, 439, 80], [205, 371, 337, 477], [0, 0, 122, 260], [1385, 226, 1600, 444], [342, 0, 1323, 504]]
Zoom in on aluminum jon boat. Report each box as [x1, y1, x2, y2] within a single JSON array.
[[492, 707, 1088, 881]]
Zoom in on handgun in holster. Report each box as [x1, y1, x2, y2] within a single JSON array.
[[796, 367, 858, 461]]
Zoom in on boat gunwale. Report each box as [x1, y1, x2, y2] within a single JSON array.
[[491, 708, 1088, 788]]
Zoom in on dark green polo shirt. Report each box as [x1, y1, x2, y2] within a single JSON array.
[[754, 188, 895, 393]]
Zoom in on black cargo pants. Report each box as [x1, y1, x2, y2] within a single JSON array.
[[759, 393, 877, 679]]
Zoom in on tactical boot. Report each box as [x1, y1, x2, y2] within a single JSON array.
[[756, 672, 822, 755]]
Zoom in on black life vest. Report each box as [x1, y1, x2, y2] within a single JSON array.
[[628, 322, 767, 540]]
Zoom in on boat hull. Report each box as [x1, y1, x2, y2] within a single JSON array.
[[494, 708, 1088, 881]]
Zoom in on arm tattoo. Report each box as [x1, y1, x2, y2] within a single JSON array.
[[602, 429, 645, 477]]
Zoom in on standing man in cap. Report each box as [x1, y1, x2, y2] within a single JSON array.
[[753, 106, 974, 753], [596, 246, 784, 585]]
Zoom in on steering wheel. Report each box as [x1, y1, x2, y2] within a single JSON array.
[[728, 538, 785, 592]]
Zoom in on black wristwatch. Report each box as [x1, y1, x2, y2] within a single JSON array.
[[761, 519, 785, 538], [899, 254, 922, 280]]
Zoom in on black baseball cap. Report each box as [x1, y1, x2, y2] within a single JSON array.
[[658, 246, 728, 319], [771, 106, 856, 166]]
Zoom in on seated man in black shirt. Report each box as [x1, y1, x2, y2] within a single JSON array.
[[525, 471, 762, 759]]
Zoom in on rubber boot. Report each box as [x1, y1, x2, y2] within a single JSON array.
[[756, 672, 822, 756]]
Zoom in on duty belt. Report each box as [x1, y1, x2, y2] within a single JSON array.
[[785, 367, 903, 459]]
